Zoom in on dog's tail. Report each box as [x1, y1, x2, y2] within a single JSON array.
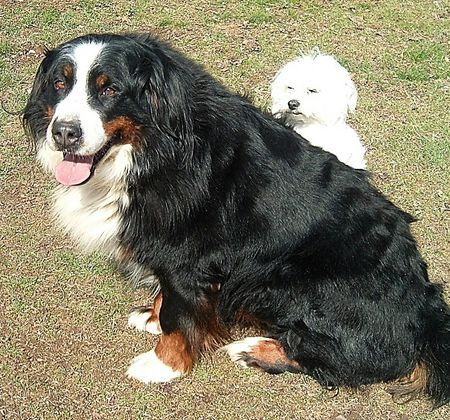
[[422, 301, 450, 407], [390, 285, 450, 407]]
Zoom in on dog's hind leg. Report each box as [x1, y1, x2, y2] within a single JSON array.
[[127, 292, 163, 335], [223, 337, 301, 374]]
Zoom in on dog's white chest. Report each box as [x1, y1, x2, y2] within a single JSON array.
[[51, 161, 158, 293], [46, 144, 134, 256], [52, 177, 127, 256]]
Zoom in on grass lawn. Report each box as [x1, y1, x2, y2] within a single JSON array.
[[1, 0, 449, 418]]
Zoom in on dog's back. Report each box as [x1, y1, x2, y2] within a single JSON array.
[[215, 111, 449, 406]]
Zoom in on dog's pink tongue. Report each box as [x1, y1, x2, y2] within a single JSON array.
[[55, 154, 94, 186]]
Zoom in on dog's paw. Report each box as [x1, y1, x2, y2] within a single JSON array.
[[126, 350, 182, 384], [221, 337, 271, 368], [128, 307, 162, 335]]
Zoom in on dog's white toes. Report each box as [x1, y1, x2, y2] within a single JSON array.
[[126, 349, 182, 384], [128, 308, 161, 335], [221, 337, 270, 368], [144, 319, 162, 335], [127, 309, 150, 331]]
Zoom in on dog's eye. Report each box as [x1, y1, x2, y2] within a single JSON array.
[[54, 80, 66, 91], [307, 88, 318, 94], [287, 86, 294, 90], [101, 87, 117, 97]]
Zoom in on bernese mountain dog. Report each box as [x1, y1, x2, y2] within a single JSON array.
[[23, 33, 449, 406]]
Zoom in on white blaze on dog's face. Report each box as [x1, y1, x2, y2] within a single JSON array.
[[46, 43, 107, 153], [270, 52, 357, 126], [40, 42, 107, 186]]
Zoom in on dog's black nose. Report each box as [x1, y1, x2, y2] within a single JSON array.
[[288, 100, 300, 110], [52, 119, 82, 150]]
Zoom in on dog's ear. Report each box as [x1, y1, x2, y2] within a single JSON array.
[[23, 49, 56, 143], [140, 53, 195, 163], [26, 50, 53, 101]]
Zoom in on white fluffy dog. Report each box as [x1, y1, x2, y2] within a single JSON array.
[[271, 49, 366, 169]]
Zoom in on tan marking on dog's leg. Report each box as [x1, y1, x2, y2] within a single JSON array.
[[223, 336, 300, 372], [126, 331, 193, 384]]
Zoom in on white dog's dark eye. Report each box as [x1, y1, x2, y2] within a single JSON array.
[[287, 86, 294, 90], [307, 88, 318, 93]]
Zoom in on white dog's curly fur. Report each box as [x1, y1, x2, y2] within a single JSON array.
[[271, 48, 366, 169]]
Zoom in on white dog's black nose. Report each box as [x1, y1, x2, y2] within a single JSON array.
[[52, 119, 83, 150], [288, 100, 300, 110]]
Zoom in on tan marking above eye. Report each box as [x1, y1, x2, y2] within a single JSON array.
[[95, 74, 109, 90], [63, 65, 73, 79]]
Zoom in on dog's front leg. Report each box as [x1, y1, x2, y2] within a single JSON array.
[[126, 272, 226, 383], [126, 329, 193, 383]]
